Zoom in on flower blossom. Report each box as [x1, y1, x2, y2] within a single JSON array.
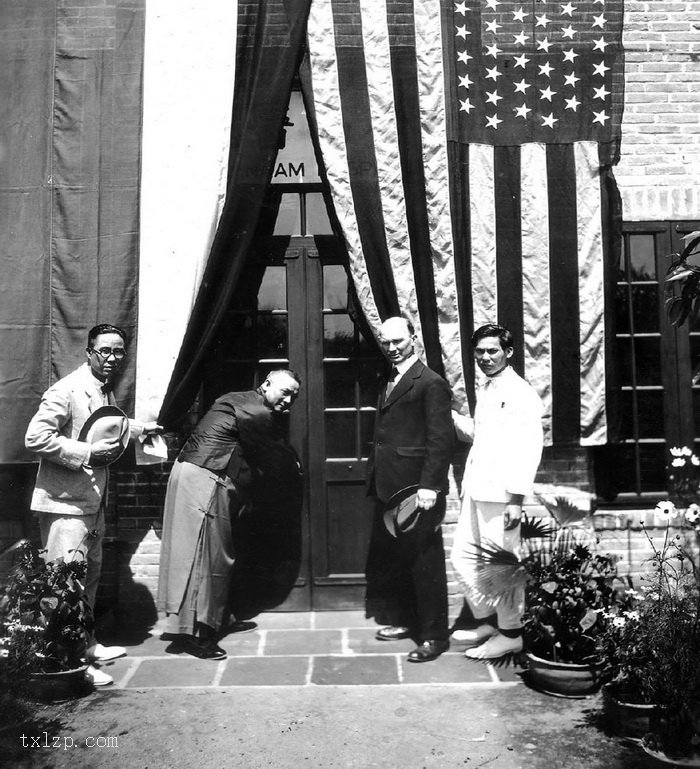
[[685, 504, 700, 525], [612, 616, 627, 628], [655, 500, 677, 518], [672, 457, 687, 468], [671, 447, 685, 457]]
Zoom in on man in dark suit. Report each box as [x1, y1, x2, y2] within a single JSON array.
[[157, 369, 302, 660], [365, 316, 454, 662]]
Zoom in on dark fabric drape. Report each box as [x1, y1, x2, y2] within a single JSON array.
[[0, 1, 143, 463], [158, 0, 311, 428]]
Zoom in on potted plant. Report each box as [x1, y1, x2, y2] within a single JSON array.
[[464, 493, 632, 697], [0, 539, 94, 701], [665, 228, 700, 329], [596, 467, 700, 762]]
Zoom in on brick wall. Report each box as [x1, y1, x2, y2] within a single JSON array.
[[616, 1, 700, 220]]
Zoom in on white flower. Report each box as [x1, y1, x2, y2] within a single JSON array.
[[626, 611, 640, 621], [612, 616, 626, 628], [672, 457, 687, 468], [682, 446, 693, 456], [691, 455, 700, 466], [655, 500, 677, 517], [685, 504, 700, 525], [671, 447, 685, 457]]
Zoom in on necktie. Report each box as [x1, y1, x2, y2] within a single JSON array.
[[386, 367, 399, 396], [101, 382, 114, 395]]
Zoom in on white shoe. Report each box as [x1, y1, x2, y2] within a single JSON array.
[[86, 643, 127, 662], [451, 624, 498, 647], [85, 664, 113, 687], [464, 632, 523, 660]]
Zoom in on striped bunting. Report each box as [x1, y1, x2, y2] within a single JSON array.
[[306, 0, 623, 445]]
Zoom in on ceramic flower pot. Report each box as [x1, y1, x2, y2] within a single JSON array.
[[601, 681, 658, 741], [26, 664, 91, 702], [525, 652, 605, 697]]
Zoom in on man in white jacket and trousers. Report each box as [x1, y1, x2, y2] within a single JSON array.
[[451, 323, 544, 660]]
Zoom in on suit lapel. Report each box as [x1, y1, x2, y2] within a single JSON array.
[[381, 360, 423, 410]]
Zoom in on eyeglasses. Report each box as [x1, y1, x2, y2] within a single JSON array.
[[89, 347, 127, 360]]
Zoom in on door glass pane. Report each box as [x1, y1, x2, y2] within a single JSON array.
[[272, 193, 302, 236], [360, 412, 376, 459], [633, 337, 661, 387], [323, 314, 354, 356], [615, 285, 630, 334], [306, 193, 333, 235], [628, 234, 656, 280], [636, 390, 665, 438], [358, 361, 381, 407], [257, 266, 287, 310], [323, 265, 347, 310], [631, 286, 660, 333], [325, 412, 356, 458], [257, 315, 288, 357], [324, 362, 355, 407]]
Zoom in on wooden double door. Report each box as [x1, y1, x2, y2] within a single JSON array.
[[204, 236, 383, 610]]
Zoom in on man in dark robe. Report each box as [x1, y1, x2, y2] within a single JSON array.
[[157, 370, 302, 659]]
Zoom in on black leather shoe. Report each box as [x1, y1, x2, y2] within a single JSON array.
[[407, 639, 449, 662], [376, 626, 412, 641], [170, 635, 227, 660]]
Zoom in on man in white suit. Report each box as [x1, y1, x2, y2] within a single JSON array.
[[451, 323, 544, 660], [25, 323, 159, 685]]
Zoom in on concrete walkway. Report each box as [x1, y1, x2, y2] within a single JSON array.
[[105, 611, 522, 690], [5, 612, 671, 769]]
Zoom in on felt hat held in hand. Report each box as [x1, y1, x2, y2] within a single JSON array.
[[78, 405, 129, 467]]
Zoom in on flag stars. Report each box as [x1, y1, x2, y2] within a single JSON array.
[[513, 31, 530, 45], [485, 42, 502, 57], [593, 36, 609, 52], [486, 114, 503, 129], [485, 90, 503, 105], [454, 1, 468, 13], [592, 61, 610, 76], [485, 0, 500, 9], [535, 13, 551, 27], [514, 78, 531, 94], [538, 61, 555, 78], [539, 85, 556, 101], [513, 7, 528, 22], [458, 73, 473, 89], [563, 72, 580, 87], [541, 113, 559, 128], [455, 25, 470, 39], [514, 103, 532, 119], [485, 65, 500, 81], [537, 38, 553, 52], [513, 53, 530, 68], [457, 49, 473, 65], [592, 109, 610, 125], [565, 95, 580, 111], [592, 13, 607, 29], [561, 25, 576, 40], [560, 2, 576, 16], [459, 97, 474, 114], [562, 48, 578, 63], [484, 19, 502, 34], [593, 84, 610, 100]]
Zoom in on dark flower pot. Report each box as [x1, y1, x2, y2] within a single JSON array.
[[525, 652, 605, 697], [26, 664, 91, 702], [601, 681, 658, 741]]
